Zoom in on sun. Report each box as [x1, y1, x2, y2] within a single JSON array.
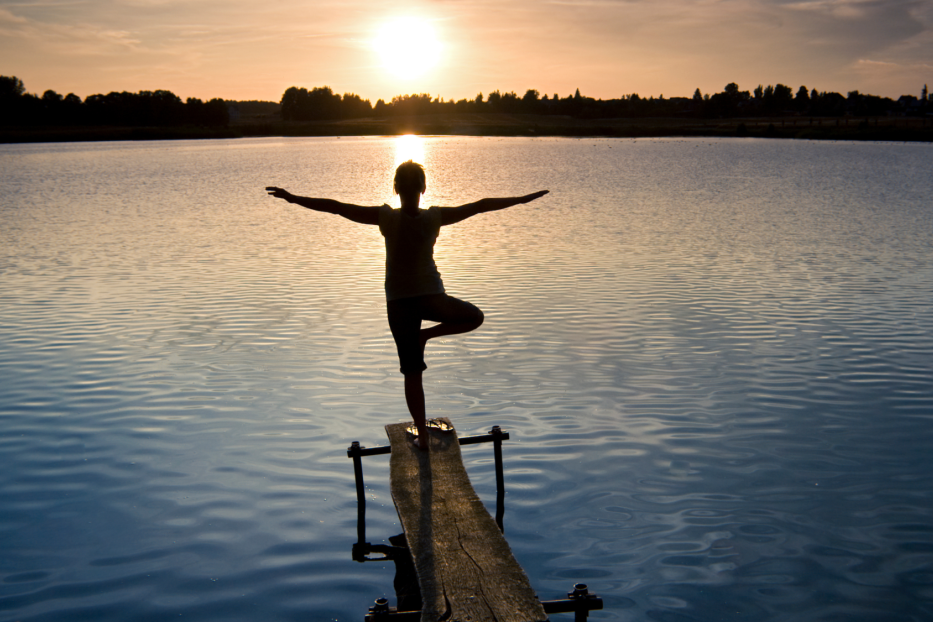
[[373, 18, 441, 80]]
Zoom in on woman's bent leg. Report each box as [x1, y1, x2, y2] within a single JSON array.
[[419, 294, 484, 348]]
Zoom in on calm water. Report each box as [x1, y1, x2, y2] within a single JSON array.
[[2, 136, 933, 622]]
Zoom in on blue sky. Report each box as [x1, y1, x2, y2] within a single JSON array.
[[1, 0, 930, 102]]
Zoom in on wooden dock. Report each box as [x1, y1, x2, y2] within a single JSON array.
[[385, 419, 547, 622], [350, 422, 603, 621]]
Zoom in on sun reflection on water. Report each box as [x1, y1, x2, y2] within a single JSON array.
[[392, 134, 429, 206], [394, 134, 425, 168]]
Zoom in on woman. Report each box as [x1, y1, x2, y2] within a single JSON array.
[[266, 161, 548, 449]]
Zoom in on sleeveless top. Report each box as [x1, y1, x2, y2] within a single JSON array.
[[378, 204, 445, 301]]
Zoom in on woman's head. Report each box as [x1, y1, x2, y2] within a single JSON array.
[[394, 160, 426, 196]]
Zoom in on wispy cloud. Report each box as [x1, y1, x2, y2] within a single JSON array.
[[0, 7, 141, 52], [784, 0, 883, 19], [856, 57, 933, 68]]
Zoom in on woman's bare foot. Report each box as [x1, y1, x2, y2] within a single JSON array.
[[406, 423, 430, 450]]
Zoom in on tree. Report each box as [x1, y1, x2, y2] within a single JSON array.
[[0, 75, 25, 100], [185, 97, 229, 126], [390, 93, 434, 116], [280, 86, 343, 121], [0, 75, 29, 121], [774, 84, 792, 104], [204, 98, 230, 126], [305, 86, 340, 119], [144, 90, 185, 125], [340, 92, 372, 118], [693, 88, 703, 101], [498, 91, 520, 112], [521, 89, 540, 113], [793, 85, 810, 113], [79, 89, 183, 126], [757, 83, 793, 114], [39, 90, 64, 124], [810, 91, 845, 116], [708, 83, 751, 117]]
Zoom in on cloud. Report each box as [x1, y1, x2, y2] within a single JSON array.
[[855, 57, 933, 69], [0, 6, 141, 54], [784, 0, 884, 19], [0, 7, 29, 26]]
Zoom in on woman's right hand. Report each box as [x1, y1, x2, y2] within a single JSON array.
[[265, 186, 290, 199]]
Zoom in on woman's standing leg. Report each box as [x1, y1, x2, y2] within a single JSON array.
[[403, 372, 428, 449], [388, 299, 431, 449], [388, 294, 484, 450]]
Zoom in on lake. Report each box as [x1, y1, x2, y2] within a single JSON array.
[[2, 135, 933, 621]]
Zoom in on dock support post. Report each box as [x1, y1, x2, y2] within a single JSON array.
[[492, 425, 505, 532], [571, 583, 595, 622], [349, 441, 368, 559]]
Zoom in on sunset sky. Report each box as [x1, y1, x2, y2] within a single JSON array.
[[1, 0, 931, 103]]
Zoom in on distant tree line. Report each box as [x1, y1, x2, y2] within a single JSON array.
[[1, 76, 229, 127], [3, 74, 931, 129], [281, 83, 931, 121], [689, 83, 929, 119]]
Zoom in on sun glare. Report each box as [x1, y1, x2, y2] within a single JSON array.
[[392, 134, 427, 205], [373, 18, 441, 80], [394, 134, 425, 168]]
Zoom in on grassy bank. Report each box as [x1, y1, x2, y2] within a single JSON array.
[[0, 125, 240, 143], [3, 113, 932, 143]]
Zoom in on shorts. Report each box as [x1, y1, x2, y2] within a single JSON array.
[[387, 293, 483, 375]]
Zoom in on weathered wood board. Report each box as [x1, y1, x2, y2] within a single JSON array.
[[386, 419, 547, 622]]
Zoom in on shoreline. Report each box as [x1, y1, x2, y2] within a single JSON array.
[[3, 113, 932, 143]]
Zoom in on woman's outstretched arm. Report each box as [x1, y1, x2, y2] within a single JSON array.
[[265, 187, 380, 226], [439, 190, 549, 226]]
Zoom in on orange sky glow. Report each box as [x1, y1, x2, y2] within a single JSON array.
[[1, 0, 931, 103]]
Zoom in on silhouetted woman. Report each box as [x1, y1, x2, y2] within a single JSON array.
[[266, 161, 548, 449]]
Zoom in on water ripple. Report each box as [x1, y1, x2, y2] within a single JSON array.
[[2, 137, 933, 621]]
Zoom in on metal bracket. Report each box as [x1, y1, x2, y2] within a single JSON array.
[[363, 583, 604, 621], [348, 425, 510, 560]]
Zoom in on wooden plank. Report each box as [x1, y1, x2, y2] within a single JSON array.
[[386, 419, 547, 622]]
